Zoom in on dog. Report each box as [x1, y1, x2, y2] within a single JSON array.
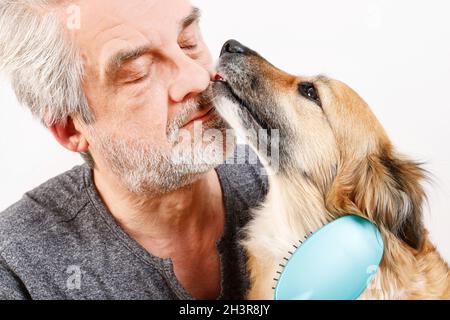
[[212, 40, 450, 300]]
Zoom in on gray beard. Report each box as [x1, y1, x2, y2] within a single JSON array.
[[89, 92, 236, 196]]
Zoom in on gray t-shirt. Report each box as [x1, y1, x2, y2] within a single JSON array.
[[0, 146, 268, 300]]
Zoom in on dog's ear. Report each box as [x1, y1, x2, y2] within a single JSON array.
[[327, 147, 427, 250]]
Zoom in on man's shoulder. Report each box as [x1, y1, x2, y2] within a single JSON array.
[[216, 145, 268, 217], [0, 164, 90, 251], [217, 144, 268, 185]]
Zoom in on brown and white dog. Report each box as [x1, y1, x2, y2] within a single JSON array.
[[212, 40, 450, 300]]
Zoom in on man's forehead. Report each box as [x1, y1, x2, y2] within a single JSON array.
[[70, 0, 194, 76], [74, 0, 192, 37]]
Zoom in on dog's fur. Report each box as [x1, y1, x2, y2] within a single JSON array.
[[212, 41, 450, 299]]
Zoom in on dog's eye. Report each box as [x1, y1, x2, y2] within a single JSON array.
[[298, 82, 321, 107]]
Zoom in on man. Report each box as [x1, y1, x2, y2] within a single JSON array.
[[0, 0, 267, 299]]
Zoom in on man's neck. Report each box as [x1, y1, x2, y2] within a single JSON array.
[[92, 167, 225, 259]]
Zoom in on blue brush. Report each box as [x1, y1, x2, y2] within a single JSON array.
[[273, 215, 384, 300]]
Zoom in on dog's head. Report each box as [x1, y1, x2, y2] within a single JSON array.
[[213, 40, 427, 250]]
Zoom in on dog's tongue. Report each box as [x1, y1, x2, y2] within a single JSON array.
[[214, 73, 226, 82]]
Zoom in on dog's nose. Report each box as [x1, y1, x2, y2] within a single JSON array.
[[220, 40, 248, 56]]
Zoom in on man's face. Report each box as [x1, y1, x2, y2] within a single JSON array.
[[72, 0, 232, 194]]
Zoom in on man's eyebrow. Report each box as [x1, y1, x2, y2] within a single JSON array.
[[180, 7, 201, 31], [104, 7, 201, 81], [104, 44, 152, 81]]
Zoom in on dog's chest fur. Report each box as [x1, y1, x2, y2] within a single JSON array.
[[241, 174, 334, 299]]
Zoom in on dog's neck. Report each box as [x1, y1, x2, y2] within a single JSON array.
[[265, 170, 333, 239]]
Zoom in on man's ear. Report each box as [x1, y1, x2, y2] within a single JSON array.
[[49, 117, 89, 153]]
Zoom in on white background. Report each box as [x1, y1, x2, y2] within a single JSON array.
[[1, 0, 449, 262]]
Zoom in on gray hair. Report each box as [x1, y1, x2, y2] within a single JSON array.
[[0, 0, 95, 164], [0, 0, 93, 126]]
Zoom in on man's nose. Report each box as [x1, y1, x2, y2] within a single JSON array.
[[168, 54, 212, 103], [220, 40, 250, 56]]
